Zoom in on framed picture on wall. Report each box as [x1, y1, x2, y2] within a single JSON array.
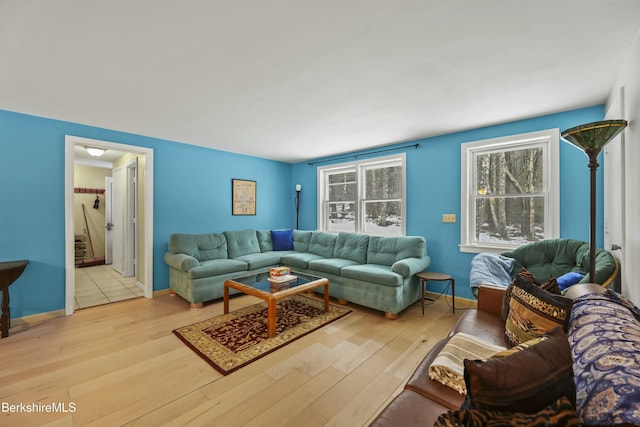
[[232, 179, 256, 215]]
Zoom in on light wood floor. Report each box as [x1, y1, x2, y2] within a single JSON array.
[[1, 291, 467, 426]]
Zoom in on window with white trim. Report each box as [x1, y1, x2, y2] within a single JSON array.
[[460, 129, 559, 253], [318, 154, 406, 236]]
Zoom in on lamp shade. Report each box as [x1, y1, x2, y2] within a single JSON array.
[[561, 120, 627, 153]]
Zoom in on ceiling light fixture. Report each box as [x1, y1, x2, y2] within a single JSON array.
[[85, 147, 105, 157]]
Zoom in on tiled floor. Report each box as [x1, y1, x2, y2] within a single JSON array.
[[74, 264, 144, 309]]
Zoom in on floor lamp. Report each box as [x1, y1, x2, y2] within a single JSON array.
[[295, 184, 302, 229], [561, 119, 627, 283]]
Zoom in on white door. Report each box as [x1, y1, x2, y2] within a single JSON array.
[[105, 176, 113, 265], [112, 165, 124, 274], [604, 87, 625, 291], [123, 158, 138, 278]]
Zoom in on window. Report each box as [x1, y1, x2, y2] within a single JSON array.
[[460, 129, 559, 253], [318, 154, 406, 236]]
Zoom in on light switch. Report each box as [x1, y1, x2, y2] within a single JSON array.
[[442, 214, 456, 223]]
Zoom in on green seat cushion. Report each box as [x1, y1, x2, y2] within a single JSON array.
[[501, 238, 617, 285], [308, 231, 338, 258], [333, 232, 370, 264], [256, 230, 273, 252], [168, 233, 228, 261], [188, 259, 248, 279], [280, 252, 325, 269], [224, 229, 261, 258], [308, 258, 359, 276], [367, 235, 427, 266], [341, 264, 403, 287], [293, 230, 313, 252], [235, 252, 282, 270]]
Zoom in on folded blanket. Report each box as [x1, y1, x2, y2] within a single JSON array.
[[429, 332, 506, 394], [470, 252, 515, 290]]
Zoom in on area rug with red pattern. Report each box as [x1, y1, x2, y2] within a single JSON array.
[[173, 295, 351, 375]]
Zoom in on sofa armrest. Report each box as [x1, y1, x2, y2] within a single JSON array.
[[164, 252, 199, 271], [477, 284, 506, 317], [392, 256, 431, 278]]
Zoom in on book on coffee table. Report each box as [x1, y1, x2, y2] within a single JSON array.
[[267, 274, 297, 284]]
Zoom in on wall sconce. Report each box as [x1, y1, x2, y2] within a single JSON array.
[[295, 184, 302, 229]]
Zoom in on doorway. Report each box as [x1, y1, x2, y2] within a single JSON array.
[[65, 136, 154, 315]]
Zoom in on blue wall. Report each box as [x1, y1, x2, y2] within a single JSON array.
[[0, 110, 293, 318], [292, 105, 606, 299], [1, 105, 605, 319]]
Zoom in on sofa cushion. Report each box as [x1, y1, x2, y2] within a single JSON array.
[[501, 268, 561, 321], [235, 252, 282, 270], [367, 235, 426, 266], [292, 230, 313, 252], [504, 275, 573, 346], [502, 238, 586, 283], [463, 328, 576, 414], [428, 332, 506, 395], [271, 229, 294, 251], [308, 231, 338, 257], [333, 232, 369, 264], [436, 397, 579, 427], [308, 258, 359, 276], [405, 338, 466, 410], [256, 230, 273, 252], [168, 233, 228, 261], [281, 252, 325, 270], [187, 259, 248, 279], [341, 264, 402, 287], [224, 229, 261, 258]]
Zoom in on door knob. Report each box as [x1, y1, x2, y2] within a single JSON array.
[[611, 244, 621, 250], [106, 222, 114, 230]]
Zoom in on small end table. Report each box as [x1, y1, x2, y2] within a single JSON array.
[[416, 271, 455, 315], [0, 260, 29, 338]]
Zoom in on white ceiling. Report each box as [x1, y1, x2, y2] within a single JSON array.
[[2, 1, 640, 163]]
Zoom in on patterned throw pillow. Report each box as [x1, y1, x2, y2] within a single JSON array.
[[501, 268, 561, 321], [504, 275, 573, 346], [435, 397, 579, 427], [462, 328, 576, 414]]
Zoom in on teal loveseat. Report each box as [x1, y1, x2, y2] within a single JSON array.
[[164, 229, 430, 318]]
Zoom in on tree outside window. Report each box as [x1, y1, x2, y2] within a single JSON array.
[[461, 129, 559, 253]]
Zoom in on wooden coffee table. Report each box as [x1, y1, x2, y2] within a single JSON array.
[[224, 271, 329, 338]]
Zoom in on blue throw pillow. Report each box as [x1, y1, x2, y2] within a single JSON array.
[[271, 229, 294, 251], [557, 271, 584, 291]]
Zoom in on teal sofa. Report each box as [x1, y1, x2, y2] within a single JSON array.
[[164, 229, 430, 318]]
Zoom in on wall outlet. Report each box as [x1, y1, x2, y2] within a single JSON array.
[[442, 214, 457, 223]]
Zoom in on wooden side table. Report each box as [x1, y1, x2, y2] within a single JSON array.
[[416, 271, 455, 315], [0, 260, 29, 338]]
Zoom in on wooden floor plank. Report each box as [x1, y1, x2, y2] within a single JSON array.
[[0, 291, 462, 426]]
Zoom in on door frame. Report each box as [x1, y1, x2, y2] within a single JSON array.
[[604, 86, 625, 292], [105, 176, 113, 265], [124, 158, 138, 277], [65, 136, 154, 315]]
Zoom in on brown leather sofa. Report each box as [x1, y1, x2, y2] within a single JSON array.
[[370, 284, 508, 426], [370, 283, 612, 426]]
